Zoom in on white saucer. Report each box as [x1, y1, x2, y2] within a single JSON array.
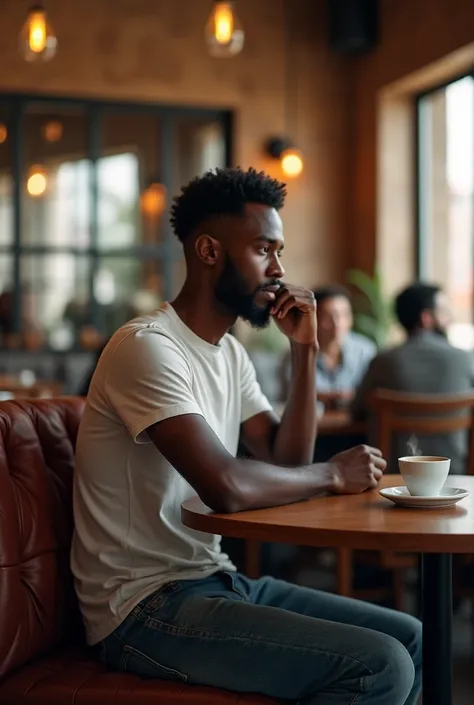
[[379, 486, 470, 509]]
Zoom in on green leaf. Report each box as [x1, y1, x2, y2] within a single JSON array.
[[347, 269, 379, 304], [353, 312, 378, 334], [347, 267, 394, 348]]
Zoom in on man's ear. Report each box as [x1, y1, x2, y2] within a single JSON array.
[[420, 308, 435, 329], [195, 234, 221, 266]]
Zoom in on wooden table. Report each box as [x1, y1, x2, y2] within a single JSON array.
[[0, 375, 62, 399], [182, 474, 474, 705], [318, 410, 366, 436], [272, 405, 366, 437]]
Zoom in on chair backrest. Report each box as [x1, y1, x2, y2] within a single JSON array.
[[0, 397, 85, 680], [371, 389, 474, 475]]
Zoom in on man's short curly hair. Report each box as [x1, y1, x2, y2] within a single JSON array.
[[170, 167, 287, 243]]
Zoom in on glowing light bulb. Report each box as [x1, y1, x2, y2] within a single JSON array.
[[205, 2, 244, 58], [281, 148, 304, 178], [27, 166, 48, 197], [214, 5, 233, 43], [42, 119, 63, 143], [20, 5, 57, 62], [0, 124, 7, 145]]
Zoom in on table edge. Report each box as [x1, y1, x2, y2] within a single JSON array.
[[181, 505, 474, 553], [181, 479, 474, 555]]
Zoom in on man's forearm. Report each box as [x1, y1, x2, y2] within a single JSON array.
[[273, 342, 318, 465], [215, 456, 336, 513]]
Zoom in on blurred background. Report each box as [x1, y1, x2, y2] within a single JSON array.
[[0, 0, 472, 401], [0, 2, 473, 698]]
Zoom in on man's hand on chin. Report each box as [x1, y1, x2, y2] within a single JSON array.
[[270, 284, 318, 348]]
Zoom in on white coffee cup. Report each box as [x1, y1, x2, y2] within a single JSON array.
[[398, 456, 451, 496]]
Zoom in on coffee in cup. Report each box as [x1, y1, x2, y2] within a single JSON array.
[[398, 456, 450, 497]]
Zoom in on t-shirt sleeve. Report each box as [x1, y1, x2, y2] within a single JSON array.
[[104, 327, 203, 443], [238, 344, 273, 423]]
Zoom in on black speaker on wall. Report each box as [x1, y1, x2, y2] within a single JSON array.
[[326, 0, 378, 54]]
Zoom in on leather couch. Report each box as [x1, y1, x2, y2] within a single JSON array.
[[0, 398, 277, 704]]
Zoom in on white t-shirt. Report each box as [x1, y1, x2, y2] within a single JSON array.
[[71, 302, 272, 645]]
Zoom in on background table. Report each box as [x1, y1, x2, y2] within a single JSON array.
[[182, 474, 474, 705], [317, 410, 366, 436]]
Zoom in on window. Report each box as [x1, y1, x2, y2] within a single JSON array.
[[416, 75, 474, 348], [0, 97, 230, 351]]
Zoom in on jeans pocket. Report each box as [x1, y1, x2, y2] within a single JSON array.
[[120, 644, 188, 682], [225, 571, 249, 601]]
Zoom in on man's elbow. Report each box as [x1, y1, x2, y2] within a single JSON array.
[[198, 470, 250, 514], [201, 488, 248, 514]]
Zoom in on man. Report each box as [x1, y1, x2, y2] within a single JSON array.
[[314, 286, 376, 394], [71, 168, 421, 705], [280, 286, 376, 410], [352, 282, 474, 473]]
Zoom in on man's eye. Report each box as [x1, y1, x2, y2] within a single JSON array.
[[258, 246, 283, 257]]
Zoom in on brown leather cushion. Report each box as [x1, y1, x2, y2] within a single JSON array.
[[0, 398, 280, 704], [0, 398, 86, 679], [0, 648, 279, 704]]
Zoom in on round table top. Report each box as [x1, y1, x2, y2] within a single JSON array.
[[181, 474, 474, 553]]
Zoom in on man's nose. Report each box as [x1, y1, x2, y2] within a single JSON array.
[[268, 255, 285, 280]]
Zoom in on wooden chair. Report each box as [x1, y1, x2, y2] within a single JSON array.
[[372, 389, 474, 474], [337, 389, 474, 610]]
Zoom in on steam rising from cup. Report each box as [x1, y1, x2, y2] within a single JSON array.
[[407, 435, 422, 457]]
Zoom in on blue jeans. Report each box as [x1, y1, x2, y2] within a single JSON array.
[[99, 571, 422, 704]]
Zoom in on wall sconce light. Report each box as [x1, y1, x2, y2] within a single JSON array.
[[205, 1, 244, 58], [266, 137, 304, 179], [27, 165, 48, 197], [140, 181, 167, 218], [20, 4, 57, 62], [0, 124, 7, 145], [42, 119, 63, 143]]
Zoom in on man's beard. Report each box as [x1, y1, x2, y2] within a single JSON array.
[[214, 255, 278, 329]]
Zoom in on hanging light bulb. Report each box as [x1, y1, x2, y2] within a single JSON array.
[[0, 124, 7, 145], [20, 5, 57, 62], [27, 165, 48, 197], [280, 147, 304, 178], [205, 1, 244, 58], [266, 138, 304, 179]]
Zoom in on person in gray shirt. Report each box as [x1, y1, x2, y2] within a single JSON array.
[[281, 285, 376, 407], [352, 282, 474, 474]]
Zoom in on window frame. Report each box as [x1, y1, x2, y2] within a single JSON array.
[[414, 70, 474, 279], [0, 92, 233, 347]]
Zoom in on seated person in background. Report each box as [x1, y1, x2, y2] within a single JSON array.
[[72, 167, 421, 705], [352, 282, 474, 474], [281, 285, 376, 409]]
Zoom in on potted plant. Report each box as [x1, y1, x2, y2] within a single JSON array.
[[346, 267, 393, 348]]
